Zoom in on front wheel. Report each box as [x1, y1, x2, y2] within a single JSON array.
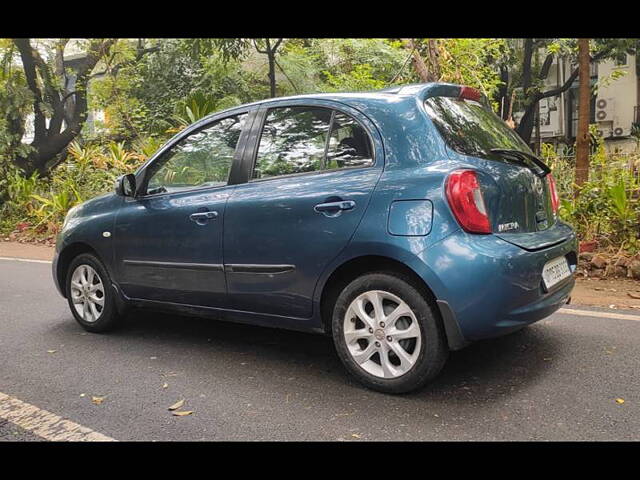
[[331, 272, 448, 394], [66, 253, 121, 333]]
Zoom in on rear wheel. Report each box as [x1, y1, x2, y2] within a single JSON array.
[[66, 253, 121, 333], [331, 272, 448, 394]]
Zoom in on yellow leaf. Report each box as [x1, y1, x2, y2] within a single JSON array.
[[162, 383, 168, 389], [47, 350, 57, 354], [616, 398, 625, 404], [92, 396, 105, 405], [168, 399, 185, 411], [172, 410, 193, 416], [351, 433, 362, 439]]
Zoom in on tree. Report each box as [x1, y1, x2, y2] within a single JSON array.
[[402, 38, 436, 82], [575, 38, 591, 186], [497, 38, 638, 144], [10, 39, 117, 176], [400, 38, 505, 104], [253, 39, 283, 98], [2, 38, 165, 176]]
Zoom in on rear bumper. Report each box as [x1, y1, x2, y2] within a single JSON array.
[[420, 228, 577, 346]]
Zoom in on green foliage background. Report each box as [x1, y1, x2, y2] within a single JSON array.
[[0, 38, 638, 253]]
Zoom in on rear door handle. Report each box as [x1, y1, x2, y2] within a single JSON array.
[[189, 211, 218, 223], [314, 200, 356, 215]]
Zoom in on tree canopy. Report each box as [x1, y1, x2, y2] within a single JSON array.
[[0, 38, 637, 178]]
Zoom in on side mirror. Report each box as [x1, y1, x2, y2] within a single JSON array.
[[115, 174, 136, 197]]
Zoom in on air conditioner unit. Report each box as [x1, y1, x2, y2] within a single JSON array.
[[613, 127, 626, 137], [595, 97, 614, 122], [597, 121, 613, 138]]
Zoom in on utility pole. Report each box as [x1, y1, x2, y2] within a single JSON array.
[[575, 38, 591, 187]]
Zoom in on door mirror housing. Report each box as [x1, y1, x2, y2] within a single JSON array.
[[115, 174, 136, 197]]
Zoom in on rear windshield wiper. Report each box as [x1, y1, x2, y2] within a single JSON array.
[[489, 149, 551, 177]]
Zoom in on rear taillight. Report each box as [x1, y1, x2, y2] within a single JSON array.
[[446, 169, 491, 234], [547, 173, 559, 213]]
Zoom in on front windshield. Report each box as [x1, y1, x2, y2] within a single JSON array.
[[424, 96, 533, 157]]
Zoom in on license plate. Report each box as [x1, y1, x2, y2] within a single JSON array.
[[542, 256, 571, 290]]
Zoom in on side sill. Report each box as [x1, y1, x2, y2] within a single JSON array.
[[115, 288, 323, 334], [436, 299, 470, 351]]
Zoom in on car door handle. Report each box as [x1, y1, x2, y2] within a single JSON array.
[[314, 200, 356, 214], [189, 211, 218, 223]]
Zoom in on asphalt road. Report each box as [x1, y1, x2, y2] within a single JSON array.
[[1, 258, 638, 441]]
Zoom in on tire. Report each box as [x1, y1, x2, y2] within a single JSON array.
[[331, 272, 448, 394], [65, 253, 121, 333]]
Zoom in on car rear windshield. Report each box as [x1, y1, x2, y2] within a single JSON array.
[[424, 96, 533, 157]]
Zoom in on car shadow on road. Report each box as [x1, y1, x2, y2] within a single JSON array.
[[52, 309, 562, 402]]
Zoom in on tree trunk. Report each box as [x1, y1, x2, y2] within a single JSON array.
[[268, 51, 276, 98], [516, 102, 537, 144], [425, 39, 441, 81], [575, 39, 591, 187], [403, 39, 434, 82]]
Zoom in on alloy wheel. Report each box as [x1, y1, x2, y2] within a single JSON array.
[[70, 264, 105, 323], [343, 290, 422, 379]]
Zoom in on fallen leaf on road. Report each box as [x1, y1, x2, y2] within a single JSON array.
[[627, 292, 640, 300], [150, 356, 157, 360], [616, 398, 625, 404], [47, 350, 57, 354], [80, 393, 86, 397], [92, 396, 105, 405], [162, 383, 168, 389], [351, 433, 362, 439], [168, 399, 185, 411], [172, 410, 193, 416]]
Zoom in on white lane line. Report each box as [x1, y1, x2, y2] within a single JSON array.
[[0, 392, 116, 442], [0, 256, 52, 264], [558, 307, 640, 322]]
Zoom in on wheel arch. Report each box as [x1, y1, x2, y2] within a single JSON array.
[[317, 253, 467, 350], [318, 255, 439, 331], [55, 242, 101, 298]]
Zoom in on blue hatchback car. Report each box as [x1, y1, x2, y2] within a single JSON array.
[[53, 83, 577, 393]]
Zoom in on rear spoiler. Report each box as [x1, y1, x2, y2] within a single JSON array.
[[388, 83, 491, 108]]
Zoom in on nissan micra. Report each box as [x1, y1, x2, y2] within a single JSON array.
[[53, 83, 577, 393]]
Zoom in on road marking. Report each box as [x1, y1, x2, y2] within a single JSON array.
[[0, 392, 115, 442], [558, 307, 640, 322], [0, 256, 52, 264]]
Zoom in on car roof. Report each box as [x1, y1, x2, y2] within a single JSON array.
[[206, 82, 464, 119]]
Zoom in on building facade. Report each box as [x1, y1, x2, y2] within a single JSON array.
[[514, 53, 640, 154]]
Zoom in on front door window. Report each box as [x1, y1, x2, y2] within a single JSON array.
[[145, 113, 247, 195]]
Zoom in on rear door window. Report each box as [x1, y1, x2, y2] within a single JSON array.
[[424, 96, 533, 157], [253, 107, 332, 179], [253, 106, 374, 180], [326, 111, 374, 169]]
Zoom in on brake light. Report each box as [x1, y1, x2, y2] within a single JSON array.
[[547, 173, 560, 213], [459, 86, 482, 102], [446, 170, 491, 234]]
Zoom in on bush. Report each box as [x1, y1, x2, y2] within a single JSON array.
[[0, 139, 149, 240], [543, 134, 640, 254], [1, 133, 639, 255]]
